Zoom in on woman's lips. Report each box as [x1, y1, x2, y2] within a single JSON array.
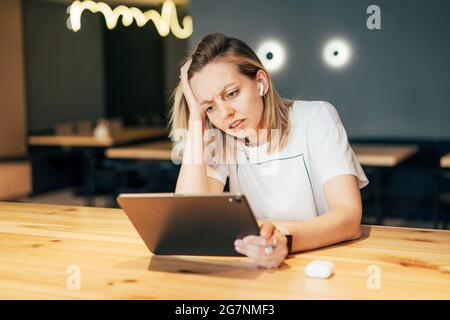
[[229, 119, 245, 130]]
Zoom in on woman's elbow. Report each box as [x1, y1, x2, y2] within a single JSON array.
[[346, 208, 362, 240], [345, 208, 362, 240], [350, 224, 362, 240]]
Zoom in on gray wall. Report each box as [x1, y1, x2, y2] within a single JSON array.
[[190, 0, 450, 139], [24, 0, 105, 132]]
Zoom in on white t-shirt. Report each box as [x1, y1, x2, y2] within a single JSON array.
[[206, 100, 369, 221]]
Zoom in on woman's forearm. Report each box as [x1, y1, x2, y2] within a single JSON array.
[[272, 207, 362, 253], [175, 119, 211, 194]]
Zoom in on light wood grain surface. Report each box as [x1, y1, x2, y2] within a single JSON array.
[[106, 141, 176, 160], [352, 144, 418, 167], [1, 201, 449, 299], [441, 153, 450, 168], [28, 127, 169, 148]]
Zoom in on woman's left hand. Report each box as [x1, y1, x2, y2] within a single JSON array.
[[234, 221, 289, 269]]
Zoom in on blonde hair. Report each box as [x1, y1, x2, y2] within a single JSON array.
[[169, 33, 293, 153]]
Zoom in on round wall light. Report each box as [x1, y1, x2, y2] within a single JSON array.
[[322, 38, 352, 69], [256, 40, 286, 72]]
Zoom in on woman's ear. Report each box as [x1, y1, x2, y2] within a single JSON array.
[[256, 70, 269, 96]]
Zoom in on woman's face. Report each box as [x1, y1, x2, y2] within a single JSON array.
[[190, 60, 267, 141]]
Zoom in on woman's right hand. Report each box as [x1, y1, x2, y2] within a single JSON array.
[[179, 59, 206, 123]]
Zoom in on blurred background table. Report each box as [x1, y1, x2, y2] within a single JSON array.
[[28, 127, 169, 206], [352, 144, 418, 167], [105, 140, 175, 161], [29, 127, 169, 148], [352, 144, 419, 225], [105, 140, 179, 201]]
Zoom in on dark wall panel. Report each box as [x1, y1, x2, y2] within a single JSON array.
[[23, 0, 105, 133], [103, 18, 165, 126]]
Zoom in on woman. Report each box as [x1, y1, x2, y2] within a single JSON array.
[[169, 33, 369, 269]]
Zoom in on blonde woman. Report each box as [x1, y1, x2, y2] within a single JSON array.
[[170, 33, 369, 269]]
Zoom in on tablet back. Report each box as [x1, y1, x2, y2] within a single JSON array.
[[117, 193, 260, 256]]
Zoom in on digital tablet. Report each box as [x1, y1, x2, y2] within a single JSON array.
[[117, 193, 260, 256]]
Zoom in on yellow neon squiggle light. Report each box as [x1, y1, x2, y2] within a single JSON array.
[[68, 0, 192, 39]]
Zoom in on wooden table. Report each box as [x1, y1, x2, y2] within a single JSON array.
[[106, 140, 175, 161], [352, 144, 418, 167], [441, 152, 450, 168], [28, 127, 169, 206], [29, 127, 169, 148], [105, 141, 180, 195], [352, 144, 419, 225], [1, 201, 449, 299]]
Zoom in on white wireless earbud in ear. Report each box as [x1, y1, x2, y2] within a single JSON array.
[[259, 82, 264, 96]]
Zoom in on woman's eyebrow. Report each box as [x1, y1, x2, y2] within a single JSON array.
[[200, 82, 239, 105]]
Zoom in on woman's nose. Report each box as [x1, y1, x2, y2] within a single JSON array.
[[220, 105, 235, 119]]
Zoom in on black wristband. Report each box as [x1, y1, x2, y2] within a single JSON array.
[[285, 234, 293, 255]]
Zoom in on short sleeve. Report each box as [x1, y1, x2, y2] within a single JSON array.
[[206, 163, 229, 185], [308, 102, 369, 189]]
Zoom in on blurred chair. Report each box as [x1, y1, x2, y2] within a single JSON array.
[[438, 193, 450, 229], [109, 118, 124, 134], [433, 170, 450, 229], [433, 147, 450, 229], [55, 122, 75, 135], [55, 120, 95, 136], [76, 120, 94, 136]]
